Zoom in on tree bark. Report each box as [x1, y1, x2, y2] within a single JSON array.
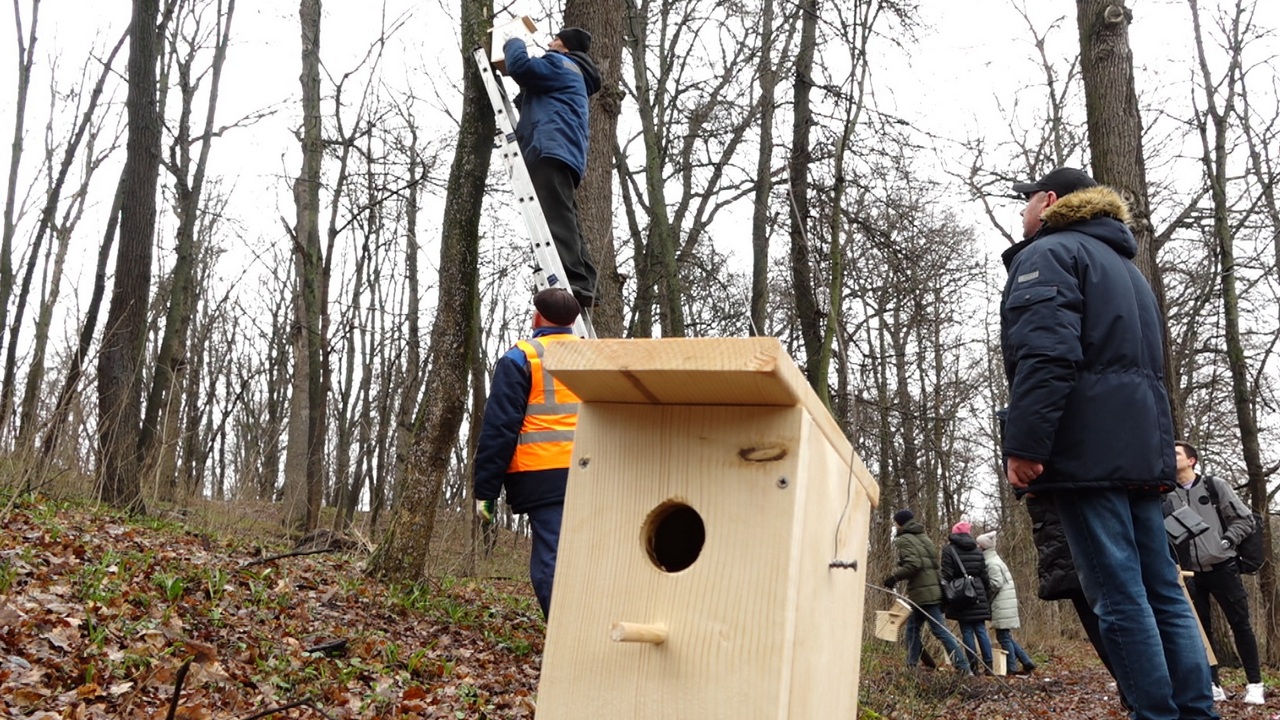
[[564, 0, 624, 338], [283, 0, 325, 533], [1076, 0, 1182, 435], [365, 0, 492, 583], [0, 0, 40, 384], [622, 0, 683, 337], [749, 0, 778, 336], [1187, 0, 1276, 663], [789, 0, 821, 388], [97, 0, 162, 512]]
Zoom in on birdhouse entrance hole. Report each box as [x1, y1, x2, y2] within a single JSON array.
[[643, 501, 705, 573]]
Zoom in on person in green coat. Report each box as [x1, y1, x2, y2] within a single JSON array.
[[884, 509, 971, 673]]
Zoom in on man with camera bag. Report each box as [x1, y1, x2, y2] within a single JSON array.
[[1165, 441, 1264, 706]]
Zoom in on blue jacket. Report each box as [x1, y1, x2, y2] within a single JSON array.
[[504, 39, 602, 184], [1000, 186, 1175, 493], [474, 326, 576, 513]]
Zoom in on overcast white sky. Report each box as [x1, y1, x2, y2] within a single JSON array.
[[4, 1, 1276, 244], [1, 0, 1277, 304]]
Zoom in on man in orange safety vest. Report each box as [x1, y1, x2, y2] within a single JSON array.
[[474, 288, 581, 618]]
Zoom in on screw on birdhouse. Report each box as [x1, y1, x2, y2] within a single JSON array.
[[578, 456, 590, 468], [776, 476, 789, 489], [828, 559, 858, 570]]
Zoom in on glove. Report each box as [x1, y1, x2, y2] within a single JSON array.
[[883, 576, 897, 590], [1221, 538, 1233, 551], [476, 499, 496, 525]]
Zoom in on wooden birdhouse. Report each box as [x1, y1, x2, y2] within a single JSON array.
[[488, 15, 537, 74], [536, 337, 880, 719]]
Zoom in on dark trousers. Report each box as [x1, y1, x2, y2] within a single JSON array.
[[527, 503, 563, 619], [527, 157, 597, 299], [1190, 561, 1262, 684]]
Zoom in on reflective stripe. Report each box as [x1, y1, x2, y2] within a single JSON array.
[[516, 430, 576, 444], [527, 401, 579, 414], [525, 339, 563, 406]]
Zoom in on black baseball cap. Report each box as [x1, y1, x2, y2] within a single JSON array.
[[1012, 167, 1098, 199]]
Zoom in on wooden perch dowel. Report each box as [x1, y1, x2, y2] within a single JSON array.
[[610, 622, 668, 645]]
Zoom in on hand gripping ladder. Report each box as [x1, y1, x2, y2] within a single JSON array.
[[471, 46, 596, 339]]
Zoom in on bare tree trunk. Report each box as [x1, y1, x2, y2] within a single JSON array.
[[1188, 0, 1276, 663], [1076, 0, 1182, 435], [789, 0, 821, 388], [17, 32, 126, 452], [366, 0, 492, 583], [332, 150, 375, 529], [390, 124, 422, 524], [97, 0, 162, 512], [261, 276, 290, 501], [622, 0, 683, 337], [749, 0, 778, 336], [140, 0, 236, 497], [1237, 30, 1280, 667], [283, 0, 325, 533], [0, 0, 41, 384], [4, 32, 126, 442], [40, 179, 124, 466], [564, 0, 624, 338]]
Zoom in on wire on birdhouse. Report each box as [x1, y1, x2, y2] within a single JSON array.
[[829, 447, 860, 568]]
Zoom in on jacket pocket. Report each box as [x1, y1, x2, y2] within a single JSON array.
[[1005, 284, 1057, 309]]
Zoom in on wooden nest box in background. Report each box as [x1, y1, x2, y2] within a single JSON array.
[[536, 337, 880, 719]]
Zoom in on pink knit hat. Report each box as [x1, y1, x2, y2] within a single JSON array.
[[951, 521, 972, 535]]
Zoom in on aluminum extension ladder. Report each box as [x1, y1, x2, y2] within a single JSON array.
[[471, 46, 596, 339]]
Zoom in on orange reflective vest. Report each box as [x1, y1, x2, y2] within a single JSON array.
[[507, 333, 580, 473]]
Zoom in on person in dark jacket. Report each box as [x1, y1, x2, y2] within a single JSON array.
[[474, 288, 582, 618], [502, 27, 602, 308], [940, 521, 993, 673], [883, 509, 971, 674], [1166, 441, 1264, 705], [1002, 167, 1216, 719]]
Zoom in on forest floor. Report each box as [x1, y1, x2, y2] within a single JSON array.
[[1, 493, 1277, 719]]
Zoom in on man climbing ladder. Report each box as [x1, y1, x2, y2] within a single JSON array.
[[480, 21, 602, 314], [501, 26, 601, 309]]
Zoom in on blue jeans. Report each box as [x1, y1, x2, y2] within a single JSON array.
[[904, 603, 971, 673], [960, 621, 993, 671], [527, 504, 563, 619], [1056, 490, 1217, 720], [995, 628, 1034, 671]]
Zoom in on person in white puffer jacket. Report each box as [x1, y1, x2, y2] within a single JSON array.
[[977, 531, 1036, 675]]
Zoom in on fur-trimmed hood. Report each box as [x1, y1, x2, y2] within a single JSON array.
[[1040, 185, 1132, 229], [1003, 185, 1137, 269]]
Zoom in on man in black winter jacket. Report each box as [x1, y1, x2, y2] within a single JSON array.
[[1001, 167, 1216, 719]]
